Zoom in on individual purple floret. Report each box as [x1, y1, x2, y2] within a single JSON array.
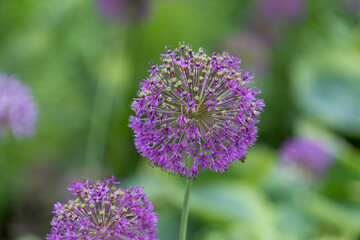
[[47, 176, 158, 240], [96, 0, 149, 22], [279, 137, 333, 175], [0, 74, 37, 139], [129, 42, 264, 178]]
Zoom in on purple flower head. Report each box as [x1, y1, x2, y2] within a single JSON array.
[[47, 177, 158, 239], [279, 137, 334, 175], [0, 74, 37, 139], [96, 0, 150, 23], [129, 42, 264, 178]]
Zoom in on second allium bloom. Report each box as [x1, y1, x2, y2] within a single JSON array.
[[130, 42, 264, 178], [47, 177, 158, 239]]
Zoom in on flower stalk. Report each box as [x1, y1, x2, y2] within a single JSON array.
[[179, 177, 192, 240]]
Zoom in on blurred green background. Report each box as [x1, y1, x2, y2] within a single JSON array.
[[0, 0, 360, 239]]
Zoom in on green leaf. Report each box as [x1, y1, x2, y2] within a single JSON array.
[[291, 47, 360, 137], [300, 192, 360, 235]]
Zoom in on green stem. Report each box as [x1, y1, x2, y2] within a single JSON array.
[[84, 27, 129, 175], [179, 177, 192, 240], [84, 81, 115, 174]]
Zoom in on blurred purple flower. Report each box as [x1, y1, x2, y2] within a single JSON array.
[[279, 137, 333, 175], [344, 0, 360, 17], [252, 0, 305, 41], [47, 176, 158, 239], [129, 42, 264, 178], [96, 0, 150, 22], [0, 74, 37, 139], [222, 31, 270, 77], [257, 0, 304, 23]]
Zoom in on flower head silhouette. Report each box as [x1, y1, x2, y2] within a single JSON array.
[[130, 42, 264, 178]]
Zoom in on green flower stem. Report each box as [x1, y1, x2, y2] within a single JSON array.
[[84, 27, 129, 175], [179, 177, 193, 240], [84, 79, 116, 174]]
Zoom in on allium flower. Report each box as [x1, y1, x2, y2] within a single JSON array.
[[0, 74, 37, 139], [96, 0, 149, 22], [47, 176, 158, 240], [279, 137, 333, 175], [129, 42, 264, 178]]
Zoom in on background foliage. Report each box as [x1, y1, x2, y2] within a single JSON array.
[[0, 0, 359, 239]]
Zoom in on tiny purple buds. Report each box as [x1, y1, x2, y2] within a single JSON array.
[[129, 42, 264, 178], [47, 176, 158, 239], [0, 74, 37, 139]]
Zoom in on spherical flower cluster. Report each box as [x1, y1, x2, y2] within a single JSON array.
[[0, 74, 37, 139], [47, 176, 158, 240], [279, 137, 333, 175], [129, 42, 264, 178]]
